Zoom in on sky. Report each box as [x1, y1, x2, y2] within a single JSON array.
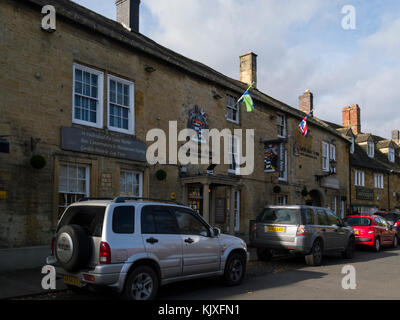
[[72, 0, 400, 139]]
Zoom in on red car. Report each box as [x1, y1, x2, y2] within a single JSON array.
[[343, 215, 398, 251]]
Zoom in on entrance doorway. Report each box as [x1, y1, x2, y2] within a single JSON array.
[[307, 190, 323, 207]]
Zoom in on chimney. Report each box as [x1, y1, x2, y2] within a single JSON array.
[[299, 90, 313, 116], [116, 0, 140, 33], [342, 104, 361, 135], [240, 52, 257, 88], [392, 130, 400, 145]]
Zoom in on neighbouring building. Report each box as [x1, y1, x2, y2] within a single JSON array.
[[0, 0, 351, 249], [326, 105, 400, 214]]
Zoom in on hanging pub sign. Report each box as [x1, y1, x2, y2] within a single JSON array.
[[264, 143, 279, 172], [264, 141, 286, 173], [187, 105, 209, 143]]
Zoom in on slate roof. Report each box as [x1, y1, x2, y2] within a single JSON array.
[[23, 0, 349, 142]]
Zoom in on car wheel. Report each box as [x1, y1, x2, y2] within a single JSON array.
[[373, 237, 380, 252], [224, 253, 246, 286], [123, 266, 158, 301], [256, 248, 272, 261], [305, 240, 323, 266], [342, 237, 355, 259], [393, 236, 398, 248]]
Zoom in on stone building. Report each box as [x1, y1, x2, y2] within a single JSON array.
[[326, 105, 400, 214], [0, 0, 350, 250]]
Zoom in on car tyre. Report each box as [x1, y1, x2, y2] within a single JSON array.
[[373, 237, 381, 252], [392, 235, 398, 248], [342, 237, 355, 259], [305, 239, 323, 266], [256, 248, 272, 262], [224, 253, 246, 286], [123, 266, 159, 301]]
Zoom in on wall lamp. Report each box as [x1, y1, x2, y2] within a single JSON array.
[[212, 91, 222, 100], [144, 65, 156, 73], [315, 160, 337, 182]]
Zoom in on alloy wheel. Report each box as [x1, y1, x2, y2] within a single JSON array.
[[130, 273, 154, 300], [229, 258, 243, 282]]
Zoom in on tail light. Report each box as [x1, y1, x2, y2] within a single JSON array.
[[297, 225, 306, 236], [99, 241, 111, 264]]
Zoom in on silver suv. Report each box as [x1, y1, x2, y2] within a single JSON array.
[[46, 197, 249, 300], [249, 205, 355, 266]]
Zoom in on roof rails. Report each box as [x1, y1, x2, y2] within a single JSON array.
[[113, 196, 184, 206], [78, 197, 114, 202]]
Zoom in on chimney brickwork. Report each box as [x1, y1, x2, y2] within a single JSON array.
[[299, 90, 314, 116], [116, 0, 140, 33], [342, 104, 361, 135], [240, 52, 257, 88]]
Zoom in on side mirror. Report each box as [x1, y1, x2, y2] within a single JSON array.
[[212, 228, 221, 238]]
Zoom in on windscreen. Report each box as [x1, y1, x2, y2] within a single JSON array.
[[57, 206, 106, 237], [257, 208, 300, 225], [344, 217, 371, 226]]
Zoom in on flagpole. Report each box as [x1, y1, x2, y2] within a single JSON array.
[[236, 81, 255, 108]]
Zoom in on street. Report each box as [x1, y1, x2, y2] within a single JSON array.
[[14, 246, 400, 300]]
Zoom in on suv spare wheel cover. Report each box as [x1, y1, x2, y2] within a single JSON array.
[[57, 232, 74, 263]]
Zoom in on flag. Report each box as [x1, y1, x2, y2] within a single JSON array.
[[298, 113, 310, 137], [238, 88, 254, 112]]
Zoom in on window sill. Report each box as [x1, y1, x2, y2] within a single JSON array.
[[226, 118, 240, 125]]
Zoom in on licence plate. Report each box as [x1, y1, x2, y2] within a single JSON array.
[[265, 226, 285, 233], [64, 276, 81, 287]]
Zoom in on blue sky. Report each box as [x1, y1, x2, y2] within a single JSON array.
[[72, 0, 400, 138]]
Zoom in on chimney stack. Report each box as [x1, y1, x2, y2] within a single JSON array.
[[240, 52, 257, 88], [392, 130, 400, 145], [116, 0, 140, 33], [342, 104, 361, 135], [299, 90, 314, 116]]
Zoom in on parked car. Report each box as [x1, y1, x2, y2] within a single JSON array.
[[249, 205, 355, 266], [47, 197, 249, 300], [343, 215, 398, 251], [377, 212, 400, 239]]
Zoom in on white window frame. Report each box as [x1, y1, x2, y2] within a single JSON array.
[[340, 200, 345, 219], [234, 191, 241, 232], [367, 141, 375, 158], [228, 135, 241, 175], [119, 170, 143, 197], [107, 74, 135, 135], [58, 163, 90, 215], [72, 63, 104, 129], [226, 95, 239, 124], [332, 196, 337, 214], [374, 173, 384, 189], [322, 142, 329, 172], [349, 137, 355, 154], [277, 195, 288, 205], [389, 148, 395, 163], [277, 114, 287, 138], [354, 170, 365, 187]]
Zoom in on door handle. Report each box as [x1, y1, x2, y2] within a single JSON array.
[[185, 238, 194, 244], [146, 237, 159, 244]]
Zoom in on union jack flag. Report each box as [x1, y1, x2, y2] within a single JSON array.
[[298, 113, 311, 137]]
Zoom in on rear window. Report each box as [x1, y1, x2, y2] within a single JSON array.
[[113, 206, 135, 234], [257, 208, 300, 225], [344, 217, 372, 226], [58, 206, 106, 237]]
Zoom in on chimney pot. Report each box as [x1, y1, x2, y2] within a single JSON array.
[[116, 0, 140, 33], [240, 52, 257, 88]]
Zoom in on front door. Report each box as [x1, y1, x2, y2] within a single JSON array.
[[141, 205, 183, 279], [173, 207, 221, 276]]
